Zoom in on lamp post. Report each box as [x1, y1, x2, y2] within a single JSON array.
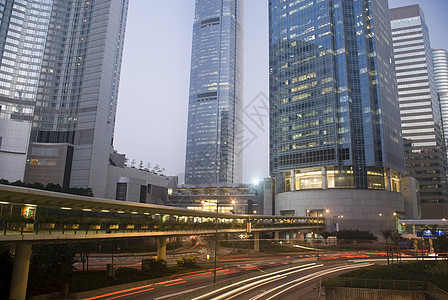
[[213, 201, 219, 284], [213, 202, 219, 283], [231, 199, 236, 214], [316, 216, 320, 260], [332, 215, 343, 232], [202, 199, 220, 284]]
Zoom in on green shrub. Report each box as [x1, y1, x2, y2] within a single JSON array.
[[141, 258, 168, 273], [325, 261, 448, 292], [175, 256, 199, 268]]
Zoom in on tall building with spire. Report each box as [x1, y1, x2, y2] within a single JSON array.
[[184, 0, 244, 185], [0, 0, 129, 198], [269, 0, 409, 232]]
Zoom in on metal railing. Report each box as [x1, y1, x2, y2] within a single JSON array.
[[1, 221, 323, 235], [324, 278, 427, 291]]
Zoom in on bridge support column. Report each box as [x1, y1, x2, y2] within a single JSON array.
[[429, 238, 434, 251], [297, 232, 305, 244], [289, 231, 295, 244], [253, 232, 260, 252], [10, 243, 32, 300], [157, 237, 167, 261]]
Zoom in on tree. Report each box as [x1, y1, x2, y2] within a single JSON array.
[[27, 244, 77, 296], [30, 244, 77, 274], [381, 230, 392, 265], [390, 231, 402, 262]]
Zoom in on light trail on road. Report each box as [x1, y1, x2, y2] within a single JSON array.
[[250, 263, 373, 300], [191, 263, 320, 300], [192, 262, 373, 300], [81, 253, 389, 300]]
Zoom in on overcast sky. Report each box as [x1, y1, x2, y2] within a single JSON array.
[[114, 0, 448, 184]]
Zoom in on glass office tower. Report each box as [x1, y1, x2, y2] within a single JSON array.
[[269, 0, 405, 193], [185, 0, 244, 185], [432, 49, 448, 163], [0, 0, 129, 198], [391, 5, 448, 218], [0, 0, 53, 182]]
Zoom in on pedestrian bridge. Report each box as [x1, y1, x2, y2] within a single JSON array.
[[0, 184, 324, 245], [1, 184, 325, 300]]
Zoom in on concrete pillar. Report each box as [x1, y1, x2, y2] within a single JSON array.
[[385, 169, 391, 191], [274, 231, 280, 241], [429, 238, 434, 251], [253, 232, 260, 252], [321, 167, 327, 189], [157, 237, 167, 261], [10, 244, 32, 300], [290, 170, 295, 191], [297, 232, 305, 244]]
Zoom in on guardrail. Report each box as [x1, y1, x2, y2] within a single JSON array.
[[1, 221, 323, 236], [427, 282, 448, 299], [324, 278, 427, 291], [0, 223, 325, 244]]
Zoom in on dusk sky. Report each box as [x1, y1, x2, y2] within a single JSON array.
[[115, 0, 448, 184]]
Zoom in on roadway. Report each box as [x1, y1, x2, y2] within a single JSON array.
[[74, 250, 384, 271], [82, 253, 380, 300], [188, 262, 374, 300]]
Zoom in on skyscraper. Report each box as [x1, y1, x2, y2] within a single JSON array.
[[269, 0, 407, 231], [391, 5, 448, 218], [0, 0, 129, 198], [432, 49, 448, 159], [184, 0, 244, 185], [0, 1, 53, 182]]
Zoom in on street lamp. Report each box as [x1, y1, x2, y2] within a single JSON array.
[[213, 201, 219, 284], [316, 215, 320, 260], [333, 215, 343, 232], [231, 199, 236, 214]]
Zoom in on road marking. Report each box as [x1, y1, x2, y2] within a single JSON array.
[[182, 271, 213, 278], [153, 285, 209, 300], [251, 263, 373, 300], [165, 280, 186, 287], [224, 270, 240, 275], [156, 279, 182, 285], [210, 265, 323, 300], [103, 287, 154, 300], [193, 263, 323, 300], [82, 284, 153, 300], [225, 277, 286, 300]]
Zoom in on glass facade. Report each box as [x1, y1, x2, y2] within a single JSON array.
[[269, 0, 404, 191], [185, 0, 244, 185], [0, 0, 52, 181], [391, 5, 448, 214], [432, 49, 448, 163], [29, 0, 128, 197], [0, 0, 129, 197]]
